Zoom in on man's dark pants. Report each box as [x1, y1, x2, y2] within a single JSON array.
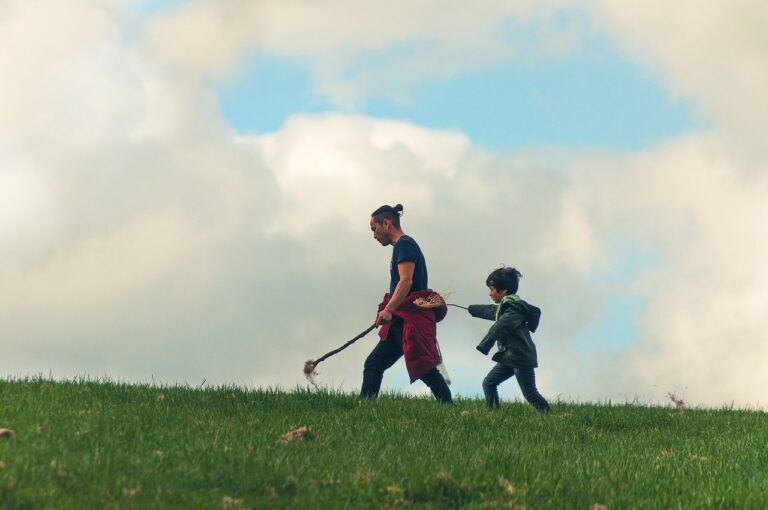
[[483, 363, 550, 411], [361, 318, 452, 404]]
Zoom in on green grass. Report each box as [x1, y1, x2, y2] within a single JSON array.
[[1, 378, 766, 509]]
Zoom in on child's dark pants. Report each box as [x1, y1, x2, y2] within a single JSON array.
[[361, 318, 452, 404], [483, 363, 550, 411]]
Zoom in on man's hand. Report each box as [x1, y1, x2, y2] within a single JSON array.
[[376, 308, 393, 327]]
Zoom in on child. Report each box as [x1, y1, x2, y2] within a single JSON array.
[[468, 267, 550, 411]]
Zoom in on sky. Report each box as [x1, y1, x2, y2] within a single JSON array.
[[2, 0, 767, 408]]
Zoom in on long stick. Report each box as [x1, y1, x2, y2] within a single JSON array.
[[304, 323, 377, 376], [313, 303, 466, 362], [314, 323, 377, 364]]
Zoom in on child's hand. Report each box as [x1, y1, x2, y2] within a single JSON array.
[[476, 344, 491, 355]]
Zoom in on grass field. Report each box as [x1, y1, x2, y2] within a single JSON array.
[[0, 378, 766, 509]]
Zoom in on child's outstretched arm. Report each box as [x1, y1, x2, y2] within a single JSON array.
[[467, 304, 496, 321]]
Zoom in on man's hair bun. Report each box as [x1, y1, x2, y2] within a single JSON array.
[[371, 203, 405, 228]]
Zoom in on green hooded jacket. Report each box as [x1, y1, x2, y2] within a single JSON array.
[[469, 295, 542, 368]]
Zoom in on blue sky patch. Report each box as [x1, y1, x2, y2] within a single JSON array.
[[135, 0, 190, 16], [217, 28, 700, 150], [219, 56, 329, 135], [574, 241, 658, 351], [573, 296, 644, 351]]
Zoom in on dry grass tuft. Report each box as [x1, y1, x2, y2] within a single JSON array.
[[497, 477, 517, 494], [222, 495, 249, 509], [282, 475, 299, 493], [386, 485, 403, 496], [666, 392, 685, 410], [122, 487, 142, 498], [354, 469, 375, 483], [0, 428, 15, 440], [279, 426, 316, 444]]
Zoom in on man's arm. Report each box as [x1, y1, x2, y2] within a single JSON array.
[[376, 261, 415, 326]]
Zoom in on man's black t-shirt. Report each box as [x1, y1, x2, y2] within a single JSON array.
[[390, 235, 428, 297]]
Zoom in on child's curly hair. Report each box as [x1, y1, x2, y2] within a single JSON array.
[[486, 266, 522, 294]]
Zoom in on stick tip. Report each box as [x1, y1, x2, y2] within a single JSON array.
[[303, 360, 317, 376]]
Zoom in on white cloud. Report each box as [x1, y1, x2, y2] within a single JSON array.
[[536, 134, 768, 407], [587, 0, 768, 160], [256, 114, 471, 238], [144, 0, 576, 106], [0, 163, 50, 240]]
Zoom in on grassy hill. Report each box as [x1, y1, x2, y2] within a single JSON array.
[[0, 379, 766, 509]]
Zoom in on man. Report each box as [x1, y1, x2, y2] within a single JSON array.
[[361, 203, 452, 404]]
